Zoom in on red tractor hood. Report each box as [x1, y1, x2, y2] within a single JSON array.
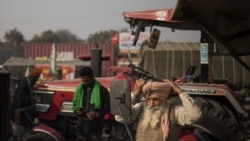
[[35, 72, 135, 92], [36, 77, 115, 92], [123, 9, 199, 30]]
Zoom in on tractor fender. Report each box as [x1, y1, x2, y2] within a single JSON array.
[[32, 124, 66, 141]]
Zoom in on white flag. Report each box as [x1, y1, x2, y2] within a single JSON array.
[[25, 66, 30, 77], [50, 43, 57, 79]]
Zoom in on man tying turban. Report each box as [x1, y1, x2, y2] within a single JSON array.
[[10, 68, 41, 140], [115, 78, 202, 141]]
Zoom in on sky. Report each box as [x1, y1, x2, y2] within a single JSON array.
[[0, 0, 200, 42]]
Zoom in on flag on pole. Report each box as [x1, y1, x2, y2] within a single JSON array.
[[25, 65, 31, 77], [50, 43, 57, 80], [111, 33, 118, 45], [25, 58, 33, 77]]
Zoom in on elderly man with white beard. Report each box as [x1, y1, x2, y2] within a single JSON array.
[[115, 78, 202, 141]]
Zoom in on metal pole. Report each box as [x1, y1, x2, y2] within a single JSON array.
[[91, 48, 102, 77], [0, 69, 10, 141], [200, 31, 213, 83], [115, 98, 133, 141]]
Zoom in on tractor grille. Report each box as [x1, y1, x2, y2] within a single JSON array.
[[34, 90, 54, 112], [60, 101, 74, 113]]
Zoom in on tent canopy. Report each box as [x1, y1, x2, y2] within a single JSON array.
[[138, 42, 250, 87]]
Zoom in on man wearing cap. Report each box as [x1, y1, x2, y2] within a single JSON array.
[[115, 78, 202, 141], [10, 68, 41, 140]]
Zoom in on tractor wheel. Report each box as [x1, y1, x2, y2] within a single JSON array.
[[22, 131, 56, 141], [169, 96, 248, 141]]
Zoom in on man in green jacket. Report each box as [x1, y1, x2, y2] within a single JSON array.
[[73, 66, 110, 141]]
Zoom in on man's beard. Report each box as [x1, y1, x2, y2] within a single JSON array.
[[141, 103, 165, 130]]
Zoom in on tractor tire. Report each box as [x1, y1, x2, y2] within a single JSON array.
[[169, 96, 248, 141], [22, 131, 56, 141]]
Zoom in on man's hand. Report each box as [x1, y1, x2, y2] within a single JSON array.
[[165, 80, 183, 95], [86, 111, 99, 120], [132, 78, 146, 98], [76, 108, 84, 116]]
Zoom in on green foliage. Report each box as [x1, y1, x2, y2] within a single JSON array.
[[28, 29, 83, 43], [4, 28, 24, 46], [3, 28, 25, 57], [0, 27, 129, 60], [56, 30, 82, 43]]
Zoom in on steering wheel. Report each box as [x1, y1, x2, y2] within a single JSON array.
[[130, 65, 163, 82], [127, 51, 163, 82]]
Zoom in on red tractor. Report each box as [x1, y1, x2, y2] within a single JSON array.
[[19, 63, 156, 141], [18, 58, 249, 141], [16, 0, 250, 140], [118, 0, 250, 140]]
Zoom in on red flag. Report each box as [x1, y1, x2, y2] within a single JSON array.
[[111, 33, 118, 45]]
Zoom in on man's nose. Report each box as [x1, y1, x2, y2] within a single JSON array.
[[147, 99, 155, 106]]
